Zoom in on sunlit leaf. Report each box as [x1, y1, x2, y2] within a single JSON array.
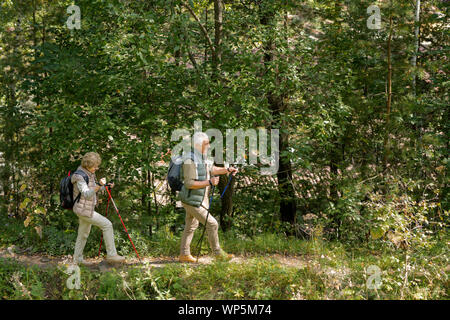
[[20, 198, 31, 210], [24, 216, 32, 227]]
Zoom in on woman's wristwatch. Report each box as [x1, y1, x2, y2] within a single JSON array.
[[209, 179, 213, 187], [227, 167, 232, 173]]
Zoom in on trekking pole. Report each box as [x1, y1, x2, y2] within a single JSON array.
[[195, 184, 215, 262], [104, 186, 141, 261], [97, 193, 111, 257], [220, 174, 233, 198], [195, 174, 233, 262]]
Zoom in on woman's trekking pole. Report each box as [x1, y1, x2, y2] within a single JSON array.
[[195, 174, 233, 262], [103, 186, 141, 261], [97, 193, 111, 257]]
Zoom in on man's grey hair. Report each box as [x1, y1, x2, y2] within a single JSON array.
[[193, 132, 209, 148]]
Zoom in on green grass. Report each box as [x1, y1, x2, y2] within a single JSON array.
[[0, 214, 319, 258], [1, 214, 448, 300], [0, 237, 448, 300], [0, 214, 343, 259]]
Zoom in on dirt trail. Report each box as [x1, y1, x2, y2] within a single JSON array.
[[0, 246, 309, 272]]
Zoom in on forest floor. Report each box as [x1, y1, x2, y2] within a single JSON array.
[[0, 245, 310, 272], [0, 237, 447, 300]]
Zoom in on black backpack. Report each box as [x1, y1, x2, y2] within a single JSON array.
[[59, 169, 89, 210], [167, 151, 195, 192]]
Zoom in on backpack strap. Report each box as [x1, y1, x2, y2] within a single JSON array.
[[73, 170, 90, 204], [177, 151, 197, 184], [74, 169, 89, 185], [189, 151, 196, 164], [74, 192, 82, 204]]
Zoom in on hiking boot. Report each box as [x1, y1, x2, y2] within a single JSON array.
[[179, 255, 197, 263], [214, 250, 234, 261], [106, 254, 126, 264]]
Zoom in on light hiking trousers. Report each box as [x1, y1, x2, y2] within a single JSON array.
[[73, 211, 118, 262], [180, 202, 222, 256]]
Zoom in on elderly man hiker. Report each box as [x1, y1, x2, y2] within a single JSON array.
[[71, 152, 125, 266], [179, 132, 238, 263]]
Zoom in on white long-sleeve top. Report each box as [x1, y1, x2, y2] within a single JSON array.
[[76, 180, 105, 200]]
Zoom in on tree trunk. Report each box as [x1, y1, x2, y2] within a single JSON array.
[[412, 0, 424, 175], [212, 0, 223, 77], [205, 8, 208, 64], [209, 0, 235, 230], [383, 13, 393, 170], [259, 5, 297, 231], [412, 0, 421, 96], [329, 148, 339, 201], [150, 171, 160, 229], [277, 125, 297, 227]]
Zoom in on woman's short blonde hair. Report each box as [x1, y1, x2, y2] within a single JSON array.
[[81, 152, 102, 169]]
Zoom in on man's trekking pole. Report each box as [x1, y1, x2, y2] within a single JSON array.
[[103, 186, 141, 261], [195, 174, 233, 262], [195, 184, 215, 263], [220, 174, 233, 198]]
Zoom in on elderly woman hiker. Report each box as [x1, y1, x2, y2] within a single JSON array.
[[178, 132, 238, 263], [71, 152, 125, 265]]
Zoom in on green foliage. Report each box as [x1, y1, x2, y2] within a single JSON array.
[[0, 0, 447, 300]]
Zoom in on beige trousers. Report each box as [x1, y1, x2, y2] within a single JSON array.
[[180, 201, 221, 256], [73, 211, 117, 262]]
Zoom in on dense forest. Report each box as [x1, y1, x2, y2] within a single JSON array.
[[0, 0, 448, 300]]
